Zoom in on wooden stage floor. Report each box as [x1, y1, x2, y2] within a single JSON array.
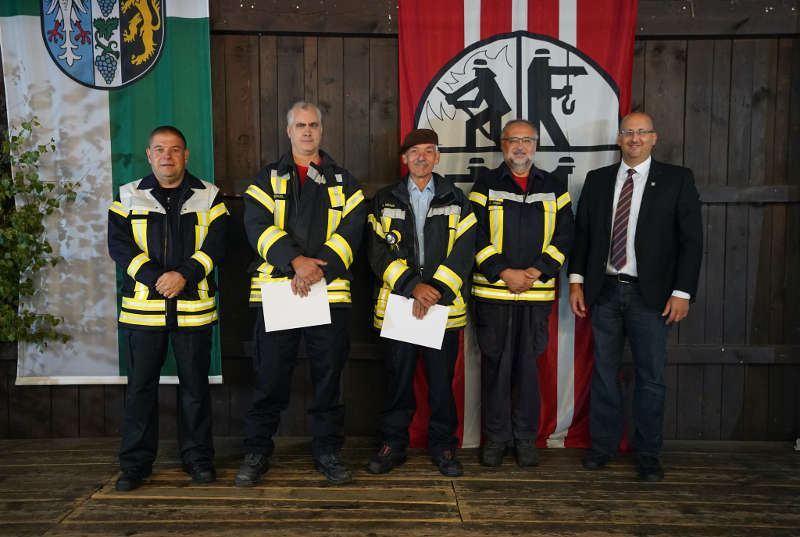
[[0, 437, 798, 537]]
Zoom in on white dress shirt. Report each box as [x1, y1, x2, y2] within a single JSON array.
[[569, 156, 691, 300]]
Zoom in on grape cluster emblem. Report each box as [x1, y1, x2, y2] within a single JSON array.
[[41, 0, 165, 90]]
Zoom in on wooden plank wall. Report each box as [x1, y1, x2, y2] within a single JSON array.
[[0, 6, 798, 442]]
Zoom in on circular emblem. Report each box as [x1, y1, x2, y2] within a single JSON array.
[[385, 232, 398, 245], [414, 31, 623, 198]]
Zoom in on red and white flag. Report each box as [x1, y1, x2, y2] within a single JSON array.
[[399, 0, 638, 448]]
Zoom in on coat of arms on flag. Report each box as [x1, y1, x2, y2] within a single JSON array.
[[41, 0, 164, 89]]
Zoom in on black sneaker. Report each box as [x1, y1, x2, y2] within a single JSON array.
[[515, 439, 539, 467], [183, 462, 217, 484], [115, 467, 151, 492], [234, 453, 270, 487], [480, 440, 506, 467], [314, 452, 353, 485], [366, 444, 407, 474], [432, 450, 463, 477], [636, 455, 664, 482]]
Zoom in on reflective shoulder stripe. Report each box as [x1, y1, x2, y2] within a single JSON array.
[[557, 191, 571, 209], [381, 207, 405, 220], [342, 189, 365, 217], [127, 252, 150, 278], [328, 185, 345, 208], [367, 214, 385, 238], [270, 170, 290, 194], [109, 201, 128, 217], [526, 192, 557, 203], [469, 191, 487, 206], [427, 204, 461, 217], [208, 202, 229, 223], [488, 190, 557, 204], [307, 166, 326, 185], [245, 185, 276, 213], [455, 212, 477, 240], [191, 251, 214, 276]]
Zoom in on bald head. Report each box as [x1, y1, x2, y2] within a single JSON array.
[[617, 112, 657, 167]]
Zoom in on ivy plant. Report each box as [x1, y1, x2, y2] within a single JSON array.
[[0, 119, 76, 345]]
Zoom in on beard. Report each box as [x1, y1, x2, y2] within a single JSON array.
[[507, 153, 532, 173]]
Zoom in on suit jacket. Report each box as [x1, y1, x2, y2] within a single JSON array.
[[568, 159, 703, 310]]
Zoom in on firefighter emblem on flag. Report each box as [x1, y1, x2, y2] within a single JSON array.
[[415, 31, 621, 194], [41, 0, 164, 90]]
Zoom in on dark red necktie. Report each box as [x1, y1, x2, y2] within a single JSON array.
[[610, 168, 635, 271]]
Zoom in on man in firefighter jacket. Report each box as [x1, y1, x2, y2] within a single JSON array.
[[236, 102, 366, 486], [366, 129, 477, 477], [107, 126, 229, 492], [469, 119, 574, 467]]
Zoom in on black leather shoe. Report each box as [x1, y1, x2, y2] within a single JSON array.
[[480, 440, 506, 467], [432, 450, 463, 477], [636, 456, 664, 482], [115, 467, 150, 492], [582, 451, 612, 470], [367, 444, 407, 474], [515, 439, 539, 467], [315, 452, 353, 485], [183, 463, 216, 484], [234, 453, 270, 487]]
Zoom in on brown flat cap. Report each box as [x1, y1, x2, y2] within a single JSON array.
[[400, 128, 439, 154]]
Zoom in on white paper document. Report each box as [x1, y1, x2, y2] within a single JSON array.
[[380, 293, 449, 349], [259, 280, 331, 332]]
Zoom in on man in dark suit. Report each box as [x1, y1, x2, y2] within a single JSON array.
[[568, 112, 702, 481]]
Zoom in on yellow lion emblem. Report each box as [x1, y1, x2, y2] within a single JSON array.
[[121, 0, 162, 66]]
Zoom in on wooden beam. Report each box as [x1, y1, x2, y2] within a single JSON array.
[[210, 0, 799, 37], [698, 184, 800, 203]]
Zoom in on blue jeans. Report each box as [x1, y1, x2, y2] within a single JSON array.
[[589, 279, 670, 457]]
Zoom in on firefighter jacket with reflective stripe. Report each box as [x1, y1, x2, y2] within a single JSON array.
[[108, 173, 229, 330], [368, 174, 477, 330], [469, 163, 574, 303], [243, 149, 366, 307]]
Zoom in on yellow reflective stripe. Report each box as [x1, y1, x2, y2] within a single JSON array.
[[557, 192, 571, 210], [271, 172, 289, 228], [246, 185, 275, 213], [446, 214, 458, 255], [476, 244, 498, 266], [109, 201, 128, 217], [489, 205, 503, 253], [324, 233, 354, 268], [257, 261, 274, 275], [542, 200, 556, 249], [191, 251, 214, 276], [177, 297, 217, 312], [131, 219, 148, 254], [472, 272, 554, 289], [327, 278, 351, 292], [342, 189, 365, 217], [469, 191, 487, 206], [127, 253, 150, 278], [178, 311, 218, 327], [383, 259, 409, 289], [208, 202, 229, 223], [433, 264, 462, 296], [198, 279, 209, 299], [257, 226, 288, 259], [367, 214, 385, 238], [373, 287, 391, 328], [196, 211, 210, 227], [328, 185, 345, 208], [544, 244, 565, 265], [119, 311, 166, 326], [472, 286, 556, 301], [455, 212, 477, 240], [134, 281, 149, 299], [326, 208, 342, 240], [195, 224, 208, 250], [121, 297, 165, 311]]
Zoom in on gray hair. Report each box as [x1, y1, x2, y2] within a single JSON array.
[[501, 118, 539, 139], [286, 101, 322, 127]]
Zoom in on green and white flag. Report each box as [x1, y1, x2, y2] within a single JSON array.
[[0, 0, 221, 384]]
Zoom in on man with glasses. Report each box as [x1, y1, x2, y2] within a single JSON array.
[[568, 112, 703, 481], [469, 119, 574, 467]]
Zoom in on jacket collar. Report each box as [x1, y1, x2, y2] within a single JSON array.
[[275, 148, 336, 176], [137, 171, 205, 191], [496, 161, 546, 192], [390, 172, 458, 205]]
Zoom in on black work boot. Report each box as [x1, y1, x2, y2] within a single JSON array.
[[480, 440, 507, 467], [314, 452, 353, 485], [234, 453, 269, 487], [366, 443, 407, 474]]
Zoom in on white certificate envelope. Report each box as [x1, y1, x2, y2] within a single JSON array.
[[380, 293, 448, 349], [259, 280, 331, 332]]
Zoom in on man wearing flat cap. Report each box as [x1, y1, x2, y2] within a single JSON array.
[[366, 129, 477, 477]]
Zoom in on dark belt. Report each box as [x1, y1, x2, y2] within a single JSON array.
[[606, 273, 638, 284]]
